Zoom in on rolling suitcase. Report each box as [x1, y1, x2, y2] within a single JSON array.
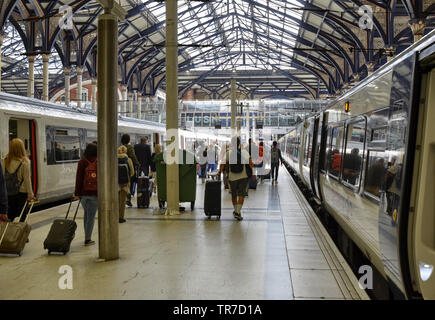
[[204, 179, 221, 220], [137, 176, 150, 208], [0, 201, 33, 256], [44, 199, 80, 255]]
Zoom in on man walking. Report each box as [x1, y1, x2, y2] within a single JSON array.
[[134, 137, 152, 177], [270, 141, 283, 184], [220, 137, 253, 221]]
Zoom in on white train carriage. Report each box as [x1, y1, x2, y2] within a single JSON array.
[[0, 92, 226, 205]]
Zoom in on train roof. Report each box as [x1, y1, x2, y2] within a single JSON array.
[[0, 91, 166, 133]]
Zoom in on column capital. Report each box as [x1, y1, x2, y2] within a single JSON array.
[[42, 53, 50, 63], [366, 62, 375, 74], [76, 66, 83, 74], [28, 55, 36, 63], [351, 73, 360, 82], [409, 19, 426, 42], [64, 66, 71, 75], [0, 33, 5, 45]]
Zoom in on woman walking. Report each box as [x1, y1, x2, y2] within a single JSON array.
[[118, 145, 134, 223], [3, 138, 34, 222], [74, 143, 98, 246]]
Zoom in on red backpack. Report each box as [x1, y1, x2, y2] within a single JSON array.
[[83, 159, 98, 192]]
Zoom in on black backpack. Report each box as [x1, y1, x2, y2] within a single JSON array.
[[5, 161, 23, 196], [230, 150, 244, 174], [118, 157, 130, 184]]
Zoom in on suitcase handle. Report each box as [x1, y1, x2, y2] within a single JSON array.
[[18, 200, 34, 223], [65, 198, 81, 221]]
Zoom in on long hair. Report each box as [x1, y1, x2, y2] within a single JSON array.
[[5, 138, 27, 169], [154, 144, 162, 153]]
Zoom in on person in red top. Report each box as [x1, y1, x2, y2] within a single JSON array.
[[74, 143, 98, 246]]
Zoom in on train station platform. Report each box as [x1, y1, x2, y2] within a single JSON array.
[[0, 168, 370, 300]]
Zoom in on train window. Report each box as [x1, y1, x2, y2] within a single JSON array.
[[327, 125, 344, 178], [342, 120, 365, 187], [53, 128, 81, 163], [303, 133, 312, 167], [364, 127, 388, 198], [365, 151, 387, 198], [86, 130, 97, 145]]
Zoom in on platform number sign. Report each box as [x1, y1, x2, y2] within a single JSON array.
[[58, 265, 73, 290]]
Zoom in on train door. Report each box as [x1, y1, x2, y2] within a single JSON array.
[[410, 67, 435, 299], [8, 118, 38, 196], [310, 116, 321, 199]]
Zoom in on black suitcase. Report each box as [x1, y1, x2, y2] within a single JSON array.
[[137, 176, 150, 208], [44, 199, 80, 255], [248, 175, 257, 190], [204, 179, 221, 220]]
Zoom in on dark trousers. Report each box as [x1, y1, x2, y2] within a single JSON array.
[[271, 162, 279, 180], [7, 192, 27, 222]]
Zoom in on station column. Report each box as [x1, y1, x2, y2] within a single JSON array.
[[231, 78, 236, 134], [64, 67, 71, 106], [137, 95, 142, 119], [42, 53, 50, 101], [165, 0, 180, 215], [27, 56, 35, 98], [122, 85, 128, 116], [0, 33, 4, 91], [77, 66, 83, 108], [96, 0, 125, 261], [91, 77, 97, 111], [128, 91, 134, 117]]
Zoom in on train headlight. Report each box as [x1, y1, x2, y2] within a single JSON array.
[[419, 261, 434, 282]]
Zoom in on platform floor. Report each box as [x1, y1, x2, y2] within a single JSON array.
[[0, 168, 369, 300]]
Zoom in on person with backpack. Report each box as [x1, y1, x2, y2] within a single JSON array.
[[197, 143, 208, 184], [73, 143, 98, 246], [121, 134, 139, 207], [219, 137, 253, 221], [3, 138, 34, 222], [118, 145, 135, 223], [270, 141, 283, 185], [0, 162, 8, 222]]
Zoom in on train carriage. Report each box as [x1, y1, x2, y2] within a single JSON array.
[[280, 30, 435, 299], [0, 92, 227, 205]]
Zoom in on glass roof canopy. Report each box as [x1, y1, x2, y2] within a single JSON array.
[[145, 0, 303, 72]]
